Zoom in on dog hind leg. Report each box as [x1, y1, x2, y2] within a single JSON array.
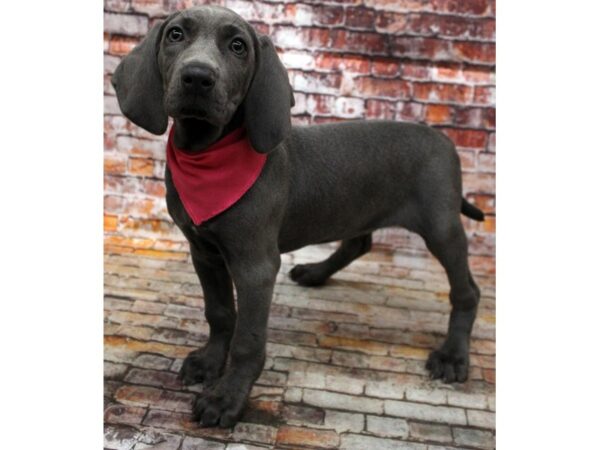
[[422, 216, 480, 383], [290, 233, 373, 286]]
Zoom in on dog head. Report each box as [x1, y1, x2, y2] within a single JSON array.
[[111, 6, 294, 153]]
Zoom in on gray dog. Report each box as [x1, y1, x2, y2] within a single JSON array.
[[112, 5, 484, 427]]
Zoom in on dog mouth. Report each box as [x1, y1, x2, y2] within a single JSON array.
[[179, 107, 208, 119], [169, 99, 231, 126]]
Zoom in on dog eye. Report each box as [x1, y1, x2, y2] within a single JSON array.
[[167, 26, 184, 42], [229, 38, 246, 55]]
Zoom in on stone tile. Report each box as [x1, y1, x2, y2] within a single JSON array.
[[318, 335, 389, 356], [226, 444, 270, 450], [364, 377, 407, 400], [366, 415, 409, 438], [232, 423, 278, 446], [104, 424, 139, 450], [132, 299, 167, 314], [322, 410, 364, 433], [104, 404, 147, 425], [446, 390, 488, 410], [132, 353, 173, 371], [276, 425, 339, 449], [487, 394, 496, 412], [281, 404, 325, 426], [384, 400, 467, 425], [409, 422, 453, 444], [466, 409, 495, 429], [133, 430, 183, 449], [105, 244, 495, 446], [453, 427, 495, 449], [181, 436, 226, 450], [124, 368, 182, 390], [115, 385, 163, 407], [283, 387, 303, 403], [340, 433, 427, 450], [105, 361, 129, 380], [303, 389, 384, 414], [405, 387, 448, 405]]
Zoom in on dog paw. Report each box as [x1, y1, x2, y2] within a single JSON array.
[[178, 344, 227, 387], [290, 263, 329, 286], [426, 346, 470, 383], [193, 380, 250, 428]]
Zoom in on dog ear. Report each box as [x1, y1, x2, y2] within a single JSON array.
[[111, 19, 170, 135], [244, 35, 294, 153]]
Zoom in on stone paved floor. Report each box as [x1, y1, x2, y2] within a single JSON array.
[[104, 243, 495, 450]]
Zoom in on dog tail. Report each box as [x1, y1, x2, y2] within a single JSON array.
[[461, 198, 485, 221]]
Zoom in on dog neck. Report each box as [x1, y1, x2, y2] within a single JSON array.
[[172, 110, 244, 152]]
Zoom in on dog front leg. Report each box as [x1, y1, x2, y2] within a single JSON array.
[[179, 245, 236, 388], [192, 248, 280, 427]]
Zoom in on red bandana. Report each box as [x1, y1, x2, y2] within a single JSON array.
[[166, 126, 267, 225]]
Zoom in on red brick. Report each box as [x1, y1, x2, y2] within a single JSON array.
[[455, 107, 484, 128], [330, 30, 388, 54], [483, 368, 496, 384], [371, 58, 401, 77], [105, 235, 154, 249], [104, 214, 119, 232], [390, 37, 450, 61], [375, 11, 409, 34], [487, 132, 496, 153], [142, 179, 166, 197], [346, 6, 376, 29], [431, 64, 463, 82], [105, 195, 126, 213], [442, 128, 488, 149], [413, 82, 473, 103], [366, 99, 396, 119], [306, 94, 335, 116], [463, 67, 495, 84], [400, 61, 431, 80], [478, 152, 495, 172], [396, 101, 424, 121], [131, 0, 165, 17], [409, 13, 495, 40], [104, 12, 148, 36], [104, 175, 138, 195], [473, 86, 496, 105], [365, 0, 430, 13], [354, 77, 412, 99], [483, 215, 496, 233], [484, 108, 495, 129], [105, 154, 127, 175], [431, 0, 492, 16], [451, 41, 496, 64], [457, 149, 477, 170], [276, 426, 340, 449], [128, 157, 154, 176], [291, 71, 343, 95], [108, 35, 139, 56], [461, 171, 496, 194], [272, 26, 329, 50], [314, 4, 345, 25], [250, 21, 269, 36], [425, 104, 453, 124], [315, 53, 370, 74]]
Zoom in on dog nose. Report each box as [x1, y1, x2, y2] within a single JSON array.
[[181, 64, 216, 92]]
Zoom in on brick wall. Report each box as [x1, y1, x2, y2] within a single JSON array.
[[104, 0, 495, 274]]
